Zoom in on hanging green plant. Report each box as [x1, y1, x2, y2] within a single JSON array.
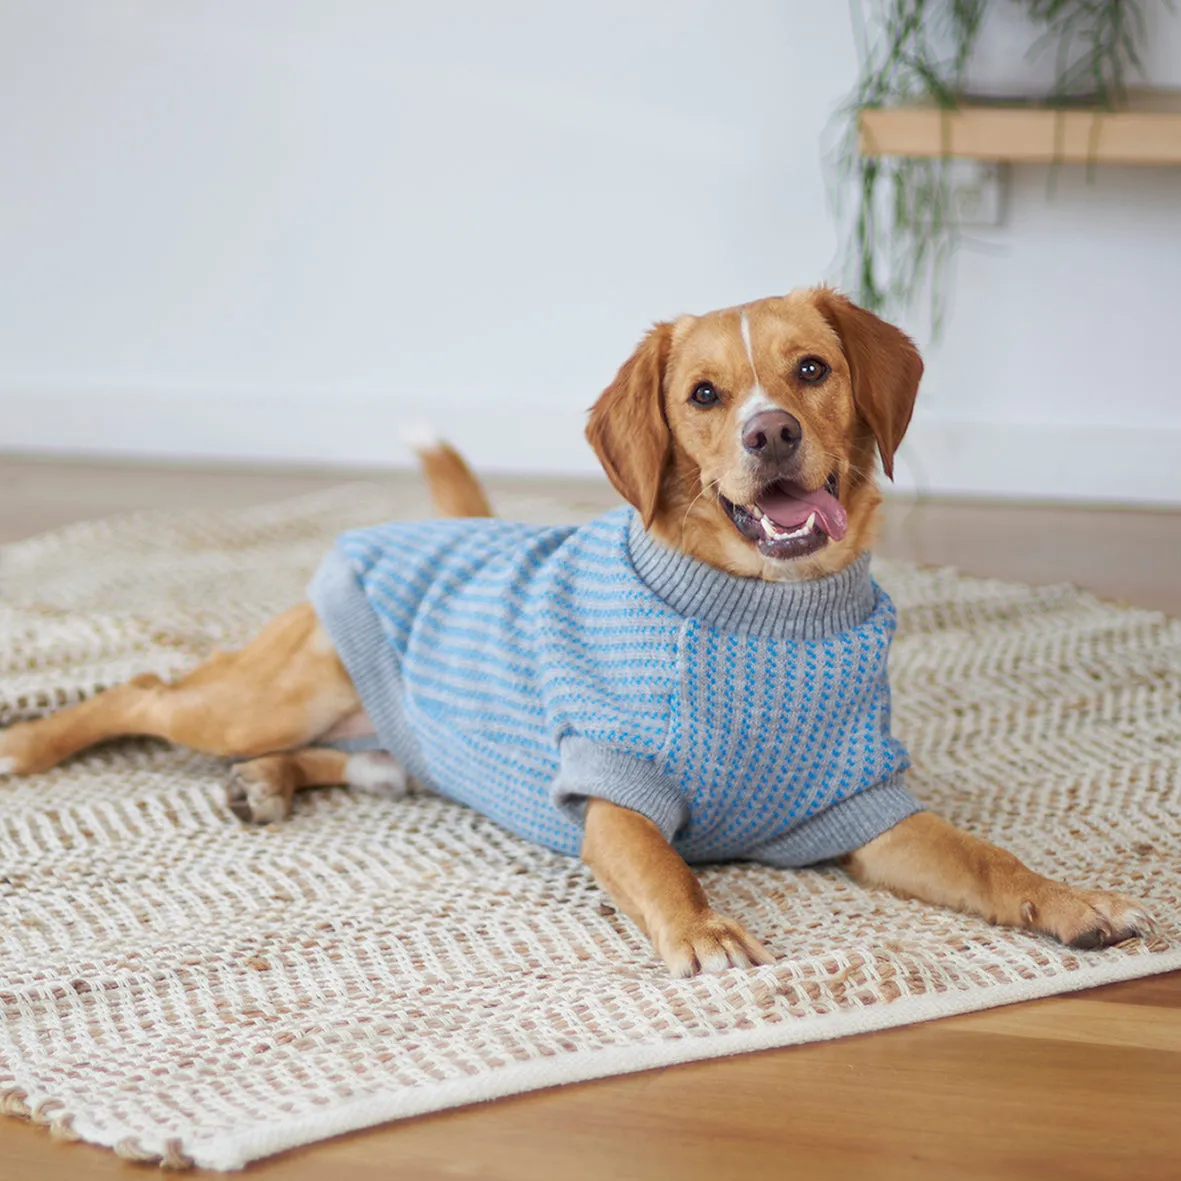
[[829, 0, 1165, 335]]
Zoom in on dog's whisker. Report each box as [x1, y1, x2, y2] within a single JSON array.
[[678, 476, 727, 544]]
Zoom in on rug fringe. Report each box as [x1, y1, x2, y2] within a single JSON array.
[[3, 1084, 192, 1169], [116, 1135, 195, 1170], [32, 1098, 80, 1142], [0, 1086, 29, 1118]]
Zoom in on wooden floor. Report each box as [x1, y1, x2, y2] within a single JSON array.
[[3, 454, 1180, 1181]]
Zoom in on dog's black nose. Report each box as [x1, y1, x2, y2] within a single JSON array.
[[742, 409, 802, 463]]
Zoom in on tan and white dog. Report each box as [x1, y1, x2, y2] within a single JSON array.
[[0, 289, 1152, 976]]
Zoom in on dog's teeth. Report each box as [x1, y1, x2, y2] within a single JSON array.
[[785, 513, 818, 539], [760, 510, 820, 544]]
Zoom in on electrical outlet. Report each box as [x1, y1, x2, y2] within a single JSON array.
[[948, 159, 1006, 227]]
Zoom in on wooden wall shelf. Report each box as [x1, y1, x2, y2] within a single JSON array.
[[859, 88, 1181, 166]]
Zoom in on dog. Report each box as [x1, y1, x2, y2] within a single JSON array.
[[0, 289, 1151, 976]]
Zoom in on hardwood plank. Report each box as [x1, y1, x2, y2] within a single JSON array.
[[877, 495, 1181, 615], [947, 998, 1181, 1052], [1085, 974, 1181, 1008]]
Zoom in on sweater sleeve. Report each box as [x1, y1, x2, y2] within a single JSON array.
[[742, 770, 924, 867], [550, 736, 689, 842]]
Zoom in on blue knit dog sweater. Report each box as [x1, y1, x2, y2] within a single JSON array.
[[308, 506, 920, 866]]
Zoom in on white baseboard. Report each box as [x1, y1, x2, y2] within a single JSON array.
[[5, 390, 1180, 506], [893, 419, 1181, 505]]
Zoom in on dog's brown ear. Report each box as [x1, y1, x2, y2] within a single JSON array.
[[814, 290, 923, 481], [586, 323, 674, 526]]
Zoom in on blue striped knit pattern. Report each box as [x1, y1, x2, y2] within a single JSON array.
[[668, 618, 905, 861], [335, 507, 908, 862]]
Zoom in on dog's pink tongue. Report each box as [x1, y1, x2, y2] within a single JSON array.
[[756, 483, 848, 540]]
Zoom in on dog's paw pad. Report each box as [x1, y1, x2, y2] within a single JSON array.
[[1035, 888, 1154, 950], [654, 908, 775, 978], [1068, 902, 1155, 949]]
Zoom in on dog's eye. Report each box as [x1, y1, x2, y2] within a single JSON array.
[[689, 382, 721, 407], [797, 357, 830, 384]]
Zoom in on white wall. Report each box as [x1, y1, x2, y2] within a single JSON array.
[[909, 1, 1181, 503], [3, 1, 1180, 503]]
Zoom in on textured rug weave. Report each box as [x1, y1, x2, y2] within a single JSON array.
[[0, 484, 1178, 1171]]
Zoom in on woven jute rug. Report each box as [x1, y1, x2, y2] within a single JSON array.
[[1, 484, 1178, 1171]]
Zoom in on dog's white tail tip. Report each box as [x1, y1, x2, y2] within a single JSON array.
[[402, 423, 446, 455]]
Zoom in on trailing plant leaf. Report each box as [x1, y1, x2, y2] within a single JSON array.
[[1028, 0, 1163, 104]]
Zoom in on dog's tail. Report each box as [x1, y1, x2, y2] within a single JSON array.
[[403, 426, 495, 519]]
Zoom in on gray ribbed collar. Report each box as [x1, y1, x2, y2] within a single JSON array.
[[626, 512, 876, 640]]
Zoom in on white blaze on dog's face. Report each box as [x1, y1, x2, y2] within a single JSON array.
[[586, 289, 923, 581]]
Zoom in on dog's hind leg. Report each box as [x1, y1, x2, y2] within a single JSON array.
[[225, 747, 405, 824], [0, 604, 362, 776], [1, 437, 489, 787]]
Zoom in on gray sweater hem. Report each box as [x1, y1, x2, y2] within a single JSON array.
[[307, 548, 431, 784], [554, 742, 920, 866], [552, 737, 690, 842], [742, 771, 922, 867]]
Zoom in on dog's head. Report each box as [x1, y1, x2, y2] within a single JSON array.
[[586, 289, 923, 580]]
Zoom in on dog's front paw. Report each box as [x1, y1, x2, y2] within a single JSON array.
[[652, 908, 774, 977], [1023, 886, 1154, 950]]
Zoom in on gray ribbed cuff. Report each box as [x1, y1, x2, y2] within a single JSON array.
[[307, 547, 431, 785], [744, 773, 923, 867], [552, 736, 689, 841], [626, 513, 877, 639]]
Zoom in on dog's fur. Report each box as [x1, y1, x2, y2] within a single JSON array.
[[0, 290, 1151, 976]]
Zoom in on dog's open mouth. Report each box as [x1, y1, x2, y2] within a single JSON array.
[[719, 473, 847, 560]]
